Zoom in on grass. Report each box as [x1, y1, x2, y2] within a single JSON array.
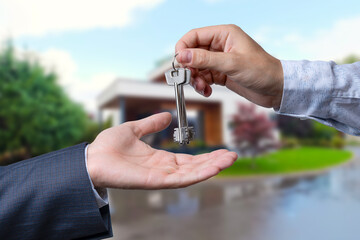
[[218, 147, 352, 177]]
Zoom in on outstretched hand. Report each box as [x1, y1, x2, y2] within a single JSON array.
[[87, 112, 237, 189]]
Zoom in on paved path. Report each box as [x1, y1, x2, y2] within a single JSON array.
[[108, 147, 360, 240]]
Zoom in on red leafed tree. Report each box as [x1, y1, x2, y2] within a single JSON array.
[[231, 103, 278, 167]]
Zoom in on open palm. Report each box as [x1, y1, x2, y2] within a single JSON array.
[[87, 112, 237, 189]]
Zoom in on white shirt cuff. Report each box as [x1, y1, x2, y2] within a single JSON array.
[[84, 145, 109, 208]]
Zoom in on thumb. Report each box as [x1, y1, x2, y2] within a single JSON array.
[[128, 112, 172, 138], [177, 48, 233, 73]]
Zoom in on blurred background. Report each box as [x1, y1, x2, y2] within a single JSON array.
[[1, 0, 360, 239]]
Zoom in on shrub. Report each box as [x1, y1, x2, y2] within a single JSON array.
[[331, 136, 345, 149], [281, 137, 299, 149], [230, 103, 279, 167]]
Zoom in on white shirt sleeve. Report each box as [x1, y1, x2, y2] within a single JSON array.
[[275, 60, 360, 136], [84, 145, 109, 208]]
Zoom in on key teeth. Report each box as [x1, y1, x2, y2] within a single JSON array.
[[173, 127, 195, 145]]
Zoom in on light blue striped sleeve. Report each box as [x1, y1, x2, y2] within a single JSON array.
[[275, 60, 360, 136]]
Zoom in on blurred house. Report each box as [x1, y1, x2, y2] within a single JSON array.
[[97, 60, 272, 149]]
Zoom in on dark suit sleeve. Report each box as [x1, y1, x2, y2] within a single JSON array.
[[0, 143, 113, 240]]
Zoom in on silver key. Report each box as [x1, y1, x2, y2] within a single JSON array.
[[165, 68, 195, 145]]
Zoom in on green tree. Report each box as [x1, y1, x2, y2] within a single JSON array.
[[0, 44, 87, 164], [341, 54, 360, 64], [79, 116, 113, 144]]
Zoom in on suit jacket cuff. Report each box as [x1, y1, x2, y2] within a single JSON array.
[[0, 143, 113, 239]]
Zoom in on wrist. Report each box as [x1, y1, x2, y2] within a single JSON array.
[[87, 143, 101, 188], [270, 58, 284, 109]]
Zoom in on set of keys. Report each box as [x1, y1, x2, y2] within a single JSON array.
[[165, 54, 195, 145]]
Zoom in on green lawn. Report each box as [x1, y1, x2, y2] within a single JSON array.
[[218, 147, 352, 177]]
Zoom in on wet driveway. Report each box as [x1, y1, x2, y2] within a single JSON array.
[[108, 148, 360, 240]]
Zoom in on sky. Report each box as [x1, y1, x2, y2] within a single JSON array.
[[1, 0, 360, 113]]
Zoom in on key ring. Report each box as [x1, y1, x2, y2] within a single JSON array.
[[172, 53, 179, 72]]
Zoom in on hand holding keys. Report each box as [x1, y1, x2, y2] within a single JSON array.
[[165, 55, 195, 145]]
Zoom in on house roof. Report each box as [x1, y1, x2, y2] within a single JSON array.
[[148, 59, 172, 82], [97, 58, 271, 114], [97, 78, 246, 109], [148, 58, 182, 83]]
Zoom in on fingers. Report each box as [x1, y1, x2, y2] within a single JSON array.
[[177, 48, 234, 74], [211, 151, 238, 170], [175, 25, 242, 97], [128, 112, 172, 138], [166, 151, 238, 188], [194, 150, 238, 171], [193, 151, 237, 182], [175, 24, 236, 52], [175, 149, 229, 165], [192, 77, 212, 97]]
